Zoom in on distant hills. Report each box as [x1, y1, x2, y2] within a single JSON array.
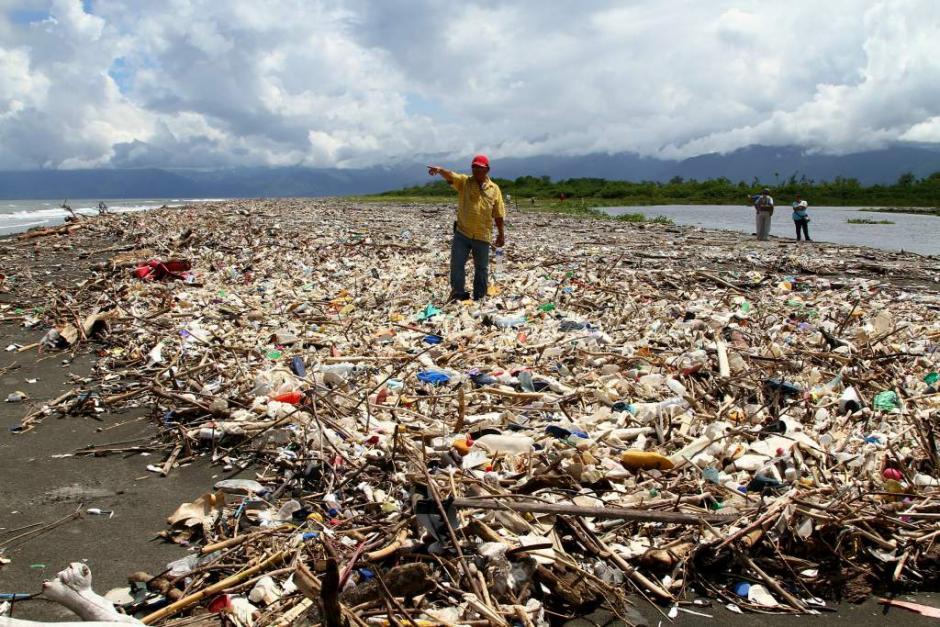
[[2, 144, 939, 199]]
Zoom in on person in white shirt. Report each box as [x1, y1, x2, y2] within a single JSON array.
[[751, 188, 774, 241]]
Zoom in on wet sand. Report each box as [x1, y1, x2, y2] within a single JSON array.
[[0, 234, 235, 621]]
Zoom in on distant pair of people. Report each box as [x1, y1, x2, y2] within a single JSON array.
[[749, 189, 811, 242]]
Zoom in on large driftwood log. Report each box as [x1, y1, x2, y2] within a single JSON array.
[[1, 621, 135, 627], [44, 563, 139, 623], [0, 563, 139, 626]]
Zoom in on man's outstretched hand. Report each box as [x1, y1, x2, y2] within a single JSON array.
[[427, 165, 442, 176]]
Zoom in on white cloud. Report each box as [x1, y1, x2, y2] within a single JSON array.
[[0, 0, 937, 169]]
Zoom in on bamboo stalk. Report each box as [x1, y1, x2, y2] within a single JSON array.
[[141, 550, 287, 624], [450, 497, 734, 525]]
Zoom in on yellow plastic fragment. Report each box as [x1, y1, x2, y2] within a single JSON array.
[[620, 450, 675, 471]]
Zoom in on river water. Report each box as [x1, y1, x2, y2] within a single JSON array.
[[601, 204, 939, 256], [3, 199, 937, 256]]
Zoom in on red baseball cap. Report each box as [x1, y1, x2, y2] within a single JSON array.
[[471, 154, 490, 169]]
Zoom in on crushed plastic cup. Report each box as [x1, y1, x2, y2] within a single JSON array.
[[839, 386, 861, 413]]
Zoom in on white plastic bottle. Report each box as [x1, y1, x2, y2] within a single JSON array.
[[472, 434, 535, 454]]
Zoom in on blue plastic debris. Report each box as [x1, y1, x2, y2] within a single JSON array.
[[416, 304, 442, 321], [764, 378, 803, 397], [470, 372, 498, 387], [545, 425, 571, 439], [747, 474, 784, 492], [418, 370, 450, 386], [732, 582, 751, 597]]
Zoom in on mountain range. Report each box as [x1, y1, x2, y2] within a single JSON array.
[[2, 144, 939, 199]]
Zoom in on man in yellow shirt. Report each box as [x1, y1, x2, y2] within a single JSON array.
[[427, 154, 506, 301]]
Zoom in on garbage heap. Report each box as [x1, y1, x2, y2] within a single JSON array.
[[7, 199, 940, 624]]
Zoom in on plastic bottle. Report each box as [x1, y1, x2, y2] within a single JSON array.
[[638, 373, 665, 388], [324, 493, 342, 515], [290, 356, 306, 377], [275, 499, 303, 522], [774, 452, 800, 482], [321, 363, 357, 386], [764, 378, 803, 397], [492, 371, 518, 386], [747, 473, 784, 492], [810, 374, 842, 402], [630, 397, 690, 423], [913, 473, 940, 487], [518, 370, 535, 392], [665, 377, 687, 396], [472, 433, 535, 454], [452, 435, 473, 455], [215, 479, 269, 495], [491, 314, 526, 329]]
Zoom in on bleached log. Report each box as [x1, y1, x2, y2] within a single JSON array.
[[0, 563, 141, 625], [0, 621, 132, 627], [42, 563, 138, 623]]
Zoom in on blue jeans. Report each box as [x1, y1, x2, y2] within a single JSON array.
[[450, 226, 490, 300]]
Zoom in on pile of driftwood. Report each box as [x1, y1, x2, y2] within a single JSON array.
[[1, 199, 938, 625]]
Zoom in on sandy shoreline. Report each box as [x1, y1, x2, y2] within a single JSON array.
[[1, 199, 939, 625]]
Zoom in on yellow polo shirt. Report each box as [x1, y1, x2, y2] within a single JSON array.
[[450, 173, 506, 242]]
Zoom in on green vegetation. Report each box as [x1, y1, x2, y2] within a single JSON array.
[[614, 212, 646, 222], [847, 218, 895, 225], [369, 170, 940, 208], [859, 207, 940, 216], [615, 212, 674, 224]]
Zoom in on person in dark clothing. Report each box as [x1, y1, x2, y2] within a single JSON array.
[[792, 194, 811, 241]]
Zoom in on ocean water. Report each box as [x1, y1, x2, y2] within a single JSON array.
[[0, 198, 227, 235], [601, 204, 940, 256]]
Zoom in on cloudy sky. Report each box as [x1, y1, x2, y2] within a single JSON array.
[[1, 0, 939, 170]]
